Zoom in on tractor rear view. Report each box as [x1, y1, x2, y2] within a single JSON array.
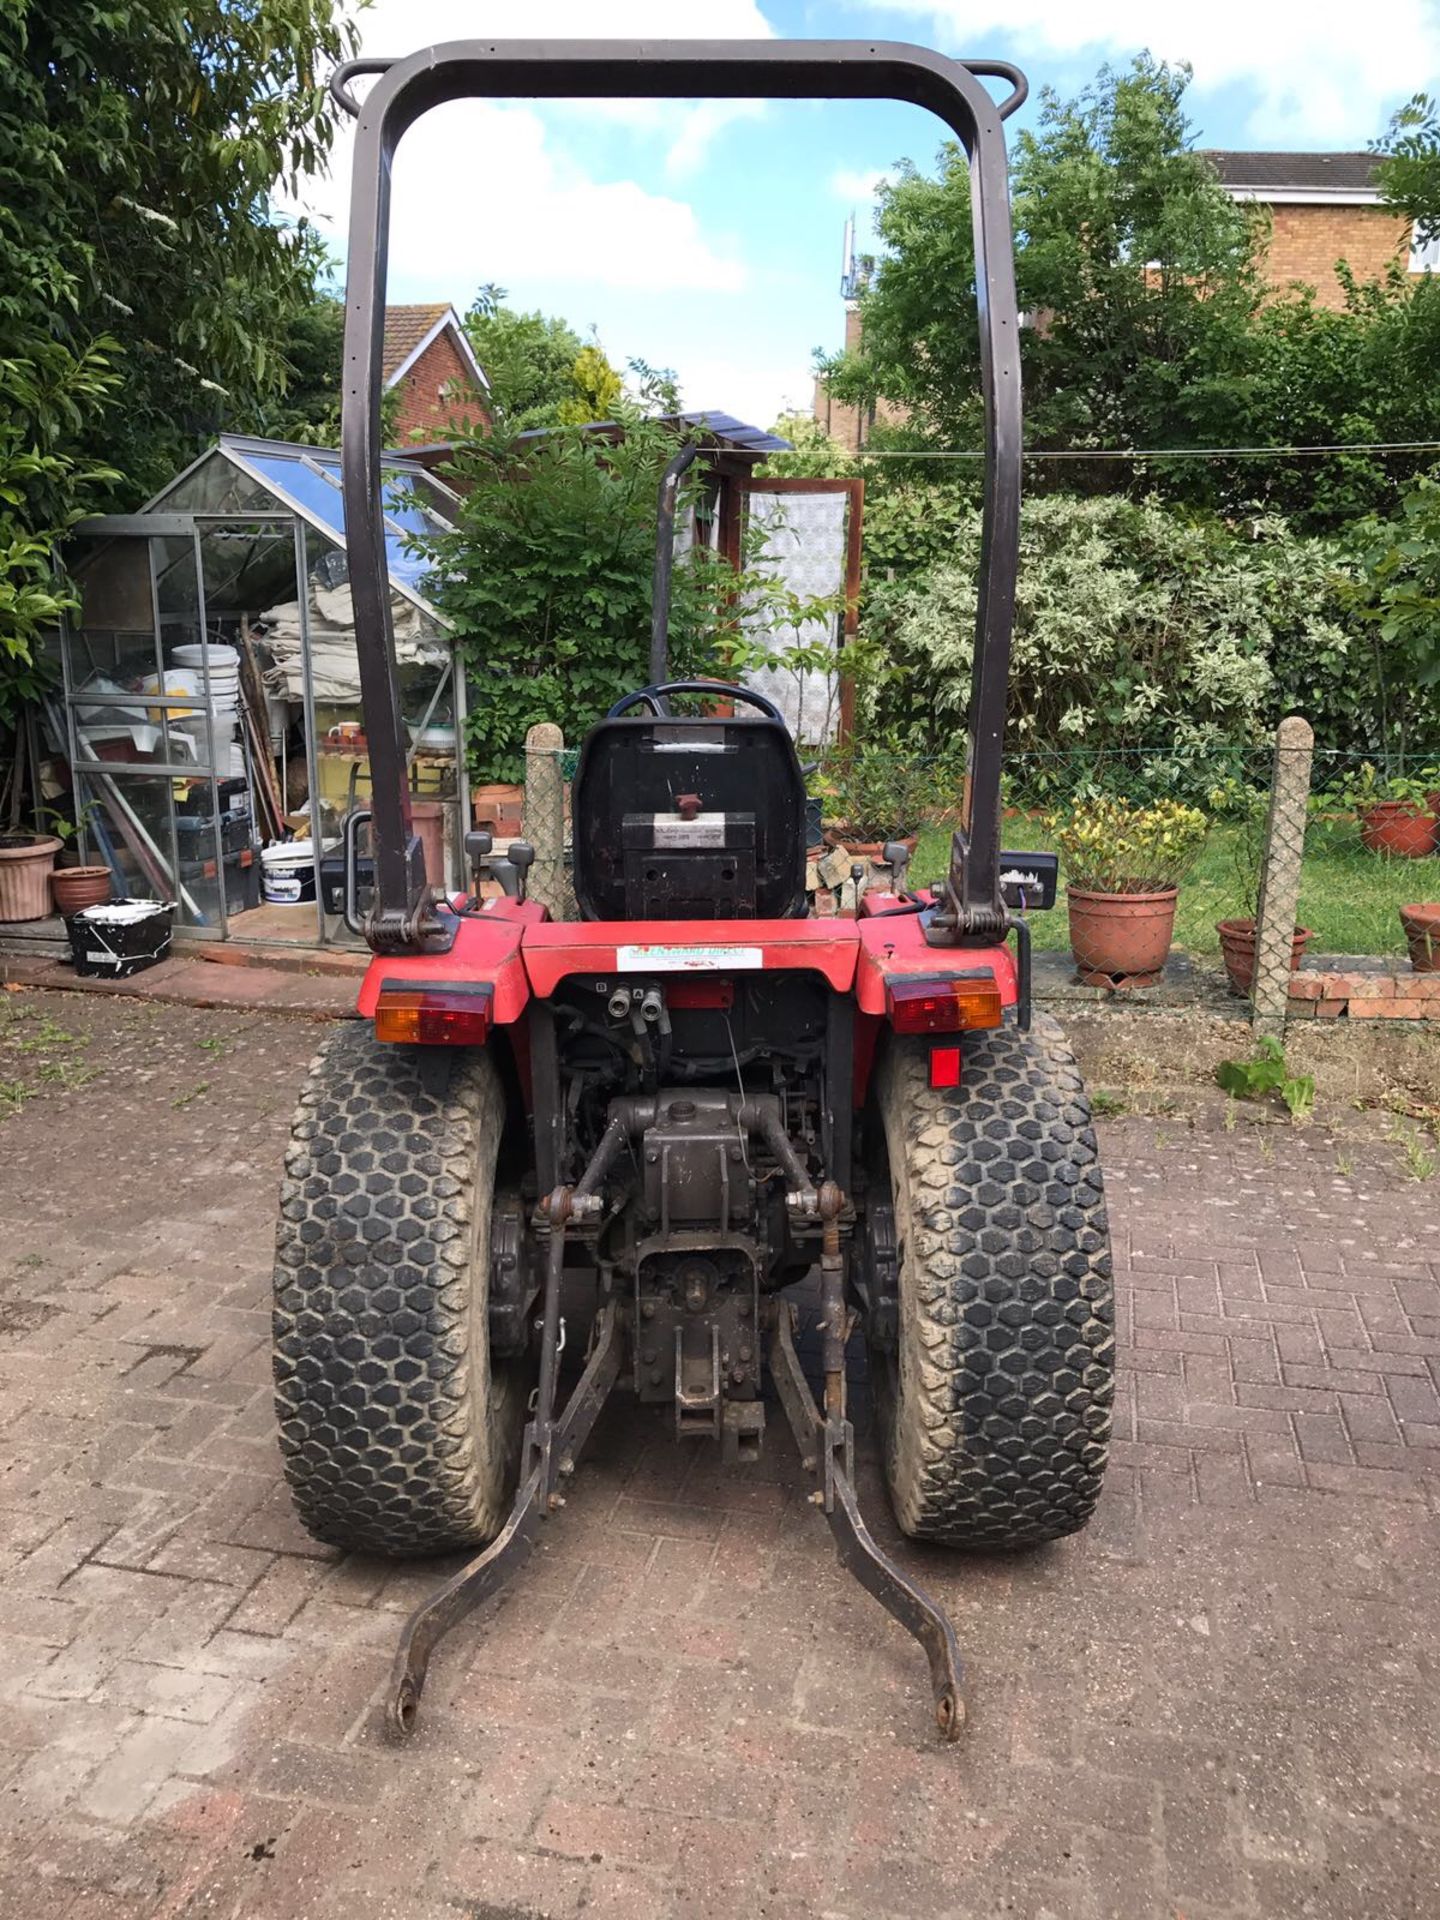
[[272, 39, 1114, 1743]]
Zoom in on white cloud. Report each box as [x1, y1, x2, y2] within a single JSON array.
[[291, 0, 783, 299], [343, 0, 776, 175], [831, 166, 890, 205], [292, 98, 747, 297], [866, 1, 1440, 142], [669, 346, 813, 430]]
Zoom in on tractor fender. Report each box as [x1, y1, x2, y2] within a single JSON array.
[[855, 906, 1019, 1016], [355, 899, 542, 1022]]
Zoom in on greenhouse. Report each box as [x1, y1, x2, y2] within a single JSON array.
[[49, 434, 466, 947]]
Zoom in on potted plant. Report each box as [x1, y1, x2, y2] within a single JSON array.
[[815, 744, 935, 858], [1055, 796, 1207, 988], [0, 832, 63, 922], [39, 806, 112, 916], [1211, 784, 1313, 996], [1335, 763, 1439, 860], [1399, 903, 1440, 972]]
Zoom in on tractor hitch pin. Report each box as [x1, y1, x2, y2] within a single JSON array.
[[383, 1146, 625, 1741], [768, 1188, 965, 1745]]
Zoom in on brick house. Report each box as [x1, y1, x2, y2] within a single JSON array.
[[813, 152, 1440, 443], [1202, 151, 1435, 308], [811, 222, 908, 450], [382, 304, 489, 441]]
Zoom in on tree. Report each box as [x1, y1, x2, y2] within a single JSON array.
[[423, 402, 842, 779], [1234, 268, 1440, 527], [555, 343, 625, 426], [1375, 93, 1440, 245], [423, 410, 734, 778], [463, 286, 629, 430], [1, 0, 355, 722], [246, 289, 346, 446], [758, 413, 860, 479], [822, 57, 1263, 494]]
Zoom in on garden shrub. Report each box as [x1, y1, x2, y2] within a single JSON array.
[[426, 407, 840, 781], [858, 491, 1415, 799]]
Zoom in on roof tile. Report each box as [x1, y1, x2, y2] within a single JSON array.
[[1201, 151, 1381, 193], [381, 304, 453, 382]]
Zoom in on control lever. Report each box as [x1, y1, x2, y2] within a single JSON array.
[[509, 839, 535, 905], [464, 829, 493, 890], [882, 839, 913, 893]]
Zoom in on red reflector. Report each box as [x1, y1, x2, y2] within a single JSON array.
[[929, 1044, 963, 1089], [664, 978, 735, 1011], [885, 972, 1003, 1034], [375, 983, 493, 1046]]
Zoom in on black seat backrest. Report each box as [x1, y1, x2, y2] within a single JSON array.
[[571, 714, 808, 922]]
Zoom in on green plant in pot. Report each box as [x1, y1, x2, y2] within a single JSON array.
[[1054, 795, 1207, 988], [1333, 762, 1439, 861], [38, 805, 111, 917], [814, 744, 936, 855], [1209, 779, 1313, 997]]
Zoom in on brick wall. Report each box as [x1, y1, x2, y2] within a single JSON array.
[[812, 304, 909, 450], [1259, 204, 1412, 308], [390, 329, 488, 442]]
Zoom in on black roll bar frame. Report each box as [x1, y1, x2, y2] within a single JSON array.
[[334, 40, 1025, 952]]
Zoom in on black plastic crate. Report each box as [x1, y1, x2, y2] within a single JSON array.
[[176, 777, 252, 823], [175, 810, 254, 859], [65, 900, 173, 979], [319, 853, 373, 917], [179, 846, 260, 917]]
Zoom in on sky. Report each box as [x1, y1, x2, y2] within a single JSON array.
[[294, 1, 1440, 429]]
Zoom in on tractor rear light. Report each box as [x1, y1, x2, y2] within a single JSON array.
[[374, 981, 493, 1046], [885, 972, 1003, 1034], [928, 1044, 963, 1089]]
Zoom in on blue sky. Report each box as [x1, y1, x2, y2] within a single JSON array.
[[300, 1, 1440, 427]]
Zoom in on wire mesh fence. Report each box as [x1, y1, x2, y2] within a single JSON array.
[[513, 731, 1439, 963]]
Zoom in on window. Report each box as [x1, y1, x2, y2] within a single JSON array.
[[1409, 225, 1440, 273]]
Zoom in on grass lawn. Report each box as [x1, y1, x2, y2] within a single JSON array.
[[911, 816, 1438, 957]]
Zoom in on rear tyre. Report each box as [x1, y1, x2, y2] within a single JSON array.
[[273, 1024, 528, 1556], [867, 1016, 1113, 1550]]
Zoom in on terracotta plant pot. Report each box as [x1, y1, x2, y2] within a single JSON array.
[[824, 828, 919, 861], [0, 834, 62, 922], [51, 865, 113, 917], [1215, 917, 1314, 997], [1067, 886, 1178, 989], [1357, 800, 1438, 860], [1399, 902, 1440, 973]]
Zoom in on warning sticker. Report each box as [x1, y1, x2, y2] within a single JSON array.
[[650, 813, 726, 848], [617, 944, 764, 972]]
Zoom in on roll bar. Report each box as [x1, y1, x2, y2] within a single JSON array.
[[335, 41, 1024, 952]]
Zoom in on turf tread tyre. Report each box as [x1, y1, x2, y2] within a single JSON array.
[[870, 1014, 1113, 1549], [273, 1023, 526, 1556]]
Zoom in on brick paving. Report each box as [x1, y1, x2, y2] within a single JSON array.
[[1, 989, 1438, 1918]]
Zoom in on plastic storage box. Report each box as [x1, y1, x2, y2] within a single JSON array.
[[65, 899, 174, 978]]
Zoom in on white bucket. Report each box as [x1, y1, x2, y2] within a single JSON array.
[[261, 838, 333, 905]]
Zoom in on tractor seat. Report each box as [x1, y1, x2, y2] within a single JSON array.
[[570, 682, 808, 922]]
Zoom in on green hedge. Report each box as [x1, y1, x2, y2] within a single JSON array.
[[860, 490, 1436, 799]]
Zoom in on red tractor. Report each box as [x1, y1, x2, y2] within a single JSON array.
[[273, 40, 1113, 1743]]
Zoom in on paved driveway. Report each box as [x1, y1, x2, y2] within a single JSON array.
[[1, 991, 1436, 1919]]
